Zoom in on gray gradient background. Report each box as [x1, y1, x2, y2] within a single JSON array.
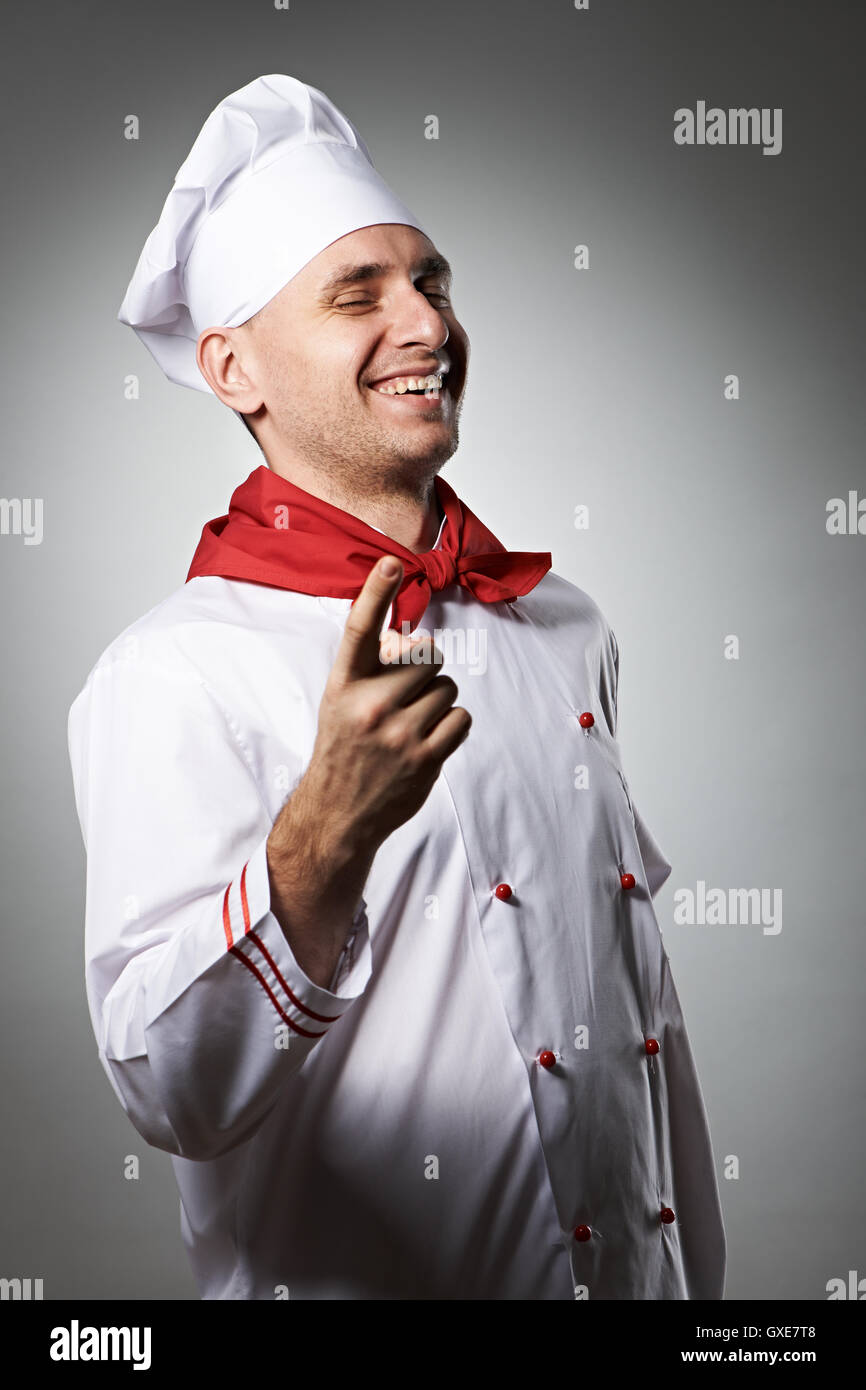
[[1, 0, 863, 1300]]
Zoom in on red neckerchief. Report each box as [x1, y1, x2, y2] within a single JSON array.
[[186, 465, 552, 632]]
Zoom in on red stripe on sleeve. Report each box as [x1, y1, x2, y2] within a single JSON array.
[[230, 944, 327, 1038], [240, 860, 251, 933], [222, 883, 234, 949], [246, 929, 340, 1023]]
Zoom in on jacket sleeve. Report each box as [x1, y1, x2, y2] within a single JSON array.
[[604, 623, 673, 901], [67, 642, 373, 1162]]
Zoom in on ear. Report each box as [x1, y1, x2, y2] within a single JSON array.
[[196, 325, 264, 414]]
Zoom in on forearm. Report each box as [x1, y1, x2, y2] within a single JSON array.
[[266, 770, 378, 989]]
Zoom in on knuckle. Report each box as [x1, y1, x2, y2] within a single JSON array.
[[434, 674, 459, 701], [380, 715, 410, 754], [342, 615, 367, 648], [408, 745, 437, 783], [451, 706, 472, 736], [357, 696, 390, 734]]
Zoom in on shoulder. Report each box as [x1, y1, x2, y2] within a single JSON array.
[[67, 579, 338, 768], [519, 566, 617, 659], [70, 576, 329, 693]]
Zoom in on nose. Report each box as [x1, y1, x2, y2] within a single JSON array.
[[388, 282, 450, 352]]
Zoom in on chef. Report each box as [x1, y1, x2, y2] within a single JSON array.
[[68, 73, 726, 1300]]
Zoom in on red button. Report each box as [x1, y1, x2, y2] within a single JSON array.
[[578, 711, 595, 729], [645, 1038, 660, 1055], [538, 1050, 556, 1070], [660, 1206, 676, 1224], [620, 873, 636, 890], [494, 883, 512, 900], [573, 1225, 592, 1242]]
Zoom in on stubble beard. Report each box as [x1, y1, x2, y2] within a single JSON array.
[[282, 394, 461, 504]]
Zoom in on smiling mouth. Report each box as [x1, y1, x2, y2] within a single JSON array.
[[366, 379, 447, 408], [368, 373, 446, 396]]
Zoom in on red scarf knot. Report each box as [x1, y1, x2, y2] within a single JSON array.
[[186, 465, 552, 632], [418, 548, 458, 592]]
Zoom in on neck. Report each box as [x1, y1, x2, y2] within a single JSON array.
[[265, 459, 444, 553]]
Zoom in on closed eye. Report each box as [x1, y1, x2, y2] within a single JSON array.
[[337, 291, 451, 308]]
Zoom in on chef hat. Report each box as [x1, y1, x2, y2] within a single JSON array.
[[118, 73, 430, 394]]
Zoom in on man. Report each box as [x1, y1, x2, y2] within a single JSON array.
[[68, 73, 726, 1300]]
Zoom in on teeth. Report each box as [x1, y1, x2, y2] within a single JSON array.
[[376, 374, 443, 395]]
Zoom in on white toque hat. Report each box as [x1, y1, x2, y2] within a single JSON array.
[[118, 73, 430, 394]]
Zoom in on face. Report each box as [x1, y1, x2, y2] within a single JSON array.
[[213, 223, 469, 494]]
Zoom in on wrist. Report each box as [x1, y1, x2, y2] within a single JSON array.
[[289, 763, 380, 870], [267, 783, 375, 909]]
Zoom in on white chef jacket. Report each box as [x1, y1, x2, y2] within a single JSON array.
[[67, 513, 726, 1301]]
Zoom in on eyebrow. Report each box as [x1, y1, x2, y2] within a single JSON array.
[[317, 255, 453, 296]]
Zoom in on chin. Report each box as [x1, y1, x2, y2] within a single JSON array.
[[394, 436, 458, 470]]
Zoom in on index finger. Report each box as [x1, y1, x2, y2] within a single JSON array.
[[332, 555, 404, 683]]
